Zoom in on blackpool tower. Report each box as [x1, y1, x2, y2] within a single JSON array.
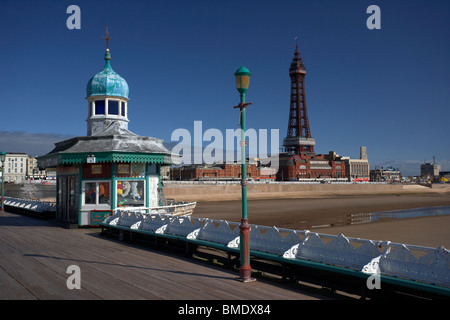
[[282, 44, 315, 155]]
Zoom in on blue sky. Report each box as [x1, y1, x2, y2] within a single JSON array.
[[0, 0, 449, 175]]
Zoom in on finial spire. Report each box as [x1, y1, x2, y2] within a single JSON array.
[[289, 41, 305, 74], [294, 36, 300, 56], [103, 25, 112, 51]]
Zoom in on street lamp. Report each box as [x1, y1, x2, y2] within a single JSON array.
[[1, 151, 6, 212], [233, 66, 255, 282]]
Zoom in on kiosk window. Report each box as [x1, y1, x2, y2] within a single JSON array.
[[116, 180, 145, 207], [83, 181, 110, 206], [99, 182, 110, 204], [85, 182, 97, 204]]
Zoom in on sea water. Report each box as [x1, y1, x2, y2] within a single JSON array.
[[370, 205, 450, 222], [315, 206, 450, 229]]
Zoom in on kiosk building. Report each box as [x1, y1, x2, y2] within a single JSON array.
[[38, 39, 177, 227]]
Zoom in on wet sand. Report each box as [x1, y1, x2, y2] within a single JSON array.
[[191, 192, 450, 248]]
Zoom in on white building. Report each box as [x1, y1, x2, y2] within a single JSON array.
[[26, 156, 47, 180], [342, 147, 370, 182], [2, 153, 28, 182]]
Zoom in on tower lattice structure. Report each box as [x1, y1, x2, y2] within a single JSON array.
[[283, 45, 315, 155]]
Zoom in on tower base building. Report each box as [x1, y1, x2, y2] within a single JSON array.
[[277, 45, 348, 181]]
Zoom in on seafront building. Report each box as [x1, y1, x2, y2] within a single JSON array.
[[421, 160, 441, 182], [0, 153, 49, 182], [342, 147, 370, 182], [171, 161, 276, 182], [26, 156, 48, 180], [0, 153, 56, 182], [277, 152, 347, 181], [1, 153, 28, 182], [344, 159, 370, 182], [370, 166, 402, 182]]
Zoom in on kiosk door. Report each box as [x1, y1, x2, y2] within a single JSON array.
[[58, 175, 79, 224]]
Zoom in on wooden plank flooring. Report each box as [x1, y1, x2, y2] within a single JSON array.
[[0, 211, 331, 300]]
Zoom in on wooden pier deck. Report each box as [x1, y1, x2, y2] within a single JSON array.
[[0, 211, 332, 300]]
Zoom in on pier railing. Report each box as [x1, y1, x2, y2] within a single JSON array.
[[113, 201, 196, 216], [3, 196, 56, 213], [100, 211, 450, 298]]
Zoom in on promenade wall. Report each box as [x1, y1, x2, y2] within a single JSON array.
[[164, 182, 408, 201], [3, 181, 445, 202]]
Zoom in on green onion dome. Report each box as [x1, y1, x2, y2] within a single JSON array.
[[86, 49, 129, 99]]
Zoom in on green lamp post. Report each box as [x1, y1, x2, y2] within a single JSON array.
[[233, 66, 255, 282], [1, 151, 6, 212]]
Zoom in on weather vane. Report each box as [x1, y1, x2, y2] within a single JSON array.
[[103, 25, 112, 50]]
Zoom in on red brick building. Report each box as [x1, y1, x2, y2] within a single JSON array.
[[276, 152, 346, 181], [171, 163, 276, 181]]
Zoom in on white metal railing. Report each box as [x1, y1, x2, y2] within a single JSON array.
[[1, 197, 194, 216], [103, 211, 450, 288], [113, 201, 196, 216], [2, 197, 56, 212]]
